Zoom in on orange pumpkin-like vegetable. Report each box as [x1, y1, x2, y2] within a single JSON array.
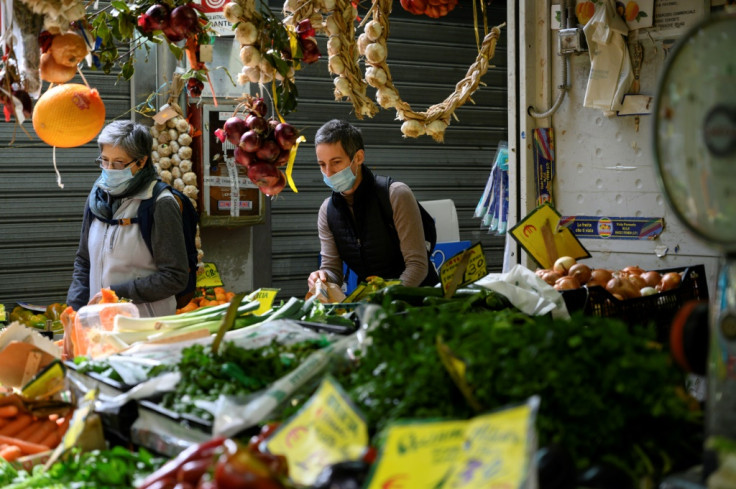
[[40, 52, 77, 84], [50, 33, 88, 68], [32, 84, 106, 148]]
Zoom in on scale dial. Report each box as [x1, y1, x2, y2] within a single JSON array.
[[653, 14, 736, 251]]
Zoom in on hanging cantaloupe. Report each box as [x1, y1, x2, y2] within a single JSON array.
[[32, 83, 105, 148]]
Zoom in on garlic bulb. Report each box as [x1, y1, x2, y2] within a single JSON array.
[[151, 126, 160, 138], [235, 22, 258, 45], [170, 153, 182, 166], [327, 36, 341, 56], [158, 157, 172, 170], [425, 120, 448, 139], [324, 15, 338, 36], [365, 42, 386, 64], [184, 185, 199, 198], [259, 57, 275, 76], [244, 66, 261, 84], [357, 33, 370, 56], [237, 73, 249, 85], [178, 133, 192, 147], [169, 140, 180, 154], [179, 159, 193, 173], [283, 0, 298, 13], [376, 87, 398, 108], [166, 118, 178, 129], [365, 66, 387, 87], [158, 144, 172, 157], [157, 132, 172, 144], [259, 70, 274, 84], [182, 172, 198, 186], [151, 150, 160, 162], [178, 146, 193, 160], [240, 45, 261, 67], [167, 128, 178, 141], [334, 76, 351, 97], [171, 166, 182, 179], [176, 119, 190, 133], [154, 123, 166, 133], [309, 13, 323, 30], [365, 21, 382, 42], [223, 2, 243, 23], [321, 0, 335, 10], [173, 178, 185, 192], [159, 170, 173, 184], [401, 120, 426, 138], [328, 55, 345, 75]]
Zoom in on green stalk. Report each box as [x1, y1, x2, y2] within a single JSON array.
[[115, 300, 259, 332]]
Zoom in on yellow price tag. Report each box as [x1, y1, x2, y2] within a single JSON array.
[[509, 204, 590, 269], [0, 304, 5, 322], [439, 242, 487, 295], [442, 399, 539, 489], [365, 398, 539, 489], [21, 359, 66, 399], [266, 376, 368, 486], [44, 389, 98, 469], [247, 288, 280, 315], [196, 263, 224, 288]]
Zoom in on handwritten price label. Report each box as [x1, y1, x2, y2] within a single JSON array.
[[439, 242, 487, 295], [196, 263, 224, 287]]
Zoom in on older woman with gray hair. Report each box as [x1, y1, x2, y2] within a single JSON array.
[[66, 120, 189, 317]]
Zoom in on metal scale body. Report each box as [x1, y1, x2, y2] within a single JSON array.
[[653, 12, 736, 476]]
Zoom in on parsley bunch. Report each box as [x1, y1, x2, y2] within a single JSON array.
[[336, 307, 702, 480]]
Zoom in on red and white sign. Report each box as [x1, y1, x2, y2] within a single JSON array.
[[194, 0, 234, 36]]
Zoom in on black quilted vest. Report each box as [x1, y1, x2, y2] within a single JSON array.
[[326, 166, 408, 283]]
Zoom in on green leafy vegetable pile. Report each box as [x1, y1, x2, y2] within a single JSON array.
[[0, 446, 162, 488], [161, 338, 330, 421], [333, 306, 702, 481]]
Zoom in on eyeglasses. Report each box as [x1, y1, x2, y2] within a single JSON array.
[[96, 157, 138, 170]]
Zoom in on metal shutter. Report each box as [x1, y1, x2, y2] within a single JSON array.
[[0, 70, 130, 306], [269, 1, 508, 298]]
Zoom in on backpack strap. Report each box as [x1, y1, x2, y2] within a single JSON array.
[[137, 181, 170, 256]]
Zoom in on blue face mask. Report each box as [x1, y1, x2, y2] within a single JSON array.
[[99, 167, 135, 195], [323, 160, 357, 193]]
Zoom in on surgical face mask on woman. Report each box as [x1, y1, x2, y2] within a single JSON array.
[[99, 166, 136, 194], [323, 159, 357, 193]]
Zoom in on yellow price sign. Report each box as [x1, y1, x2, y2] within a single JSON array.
[[509, 204, 590, 270], [365, 398, 539, 489], [247, 288, 280, 315], [266, 376, 368, 486], [196, 262, 224, 288], [439, 242, 487, 296]]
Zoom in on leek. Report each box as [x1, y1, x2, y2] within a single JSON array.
[[115, 300, 260, 332]]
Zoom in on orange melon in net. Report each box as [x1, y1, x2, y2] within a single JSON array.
[[32, 84, 106, 148]]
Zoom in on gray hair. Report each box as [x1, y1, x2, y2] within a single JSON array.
[[97, 120, 153, 163], [314, 119, 364, 160]]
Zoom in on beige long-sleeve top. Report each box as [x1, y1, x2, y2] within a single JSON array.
[[317, 181, 429, 287]]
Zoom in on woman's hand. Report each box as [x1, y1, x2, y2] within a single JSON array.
[[308, 270, 329, 290]]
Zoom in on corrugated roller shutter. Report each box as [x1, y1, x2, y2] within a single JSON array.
[[0, 69, 130, 306], [269, 2, 508, 298]]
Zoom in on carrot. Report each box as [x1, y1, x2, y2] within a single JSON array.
[[0, 418, 9, 430], [13, 419, 43, 441], [38, 430, 60, 450], [0, 434, 50, 454], [0, 445, 22, 462], [26, 420, 57, 445], [0, 414, 33, 437], [100, 288, 119, 303], [0, 405, 19, 418]]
